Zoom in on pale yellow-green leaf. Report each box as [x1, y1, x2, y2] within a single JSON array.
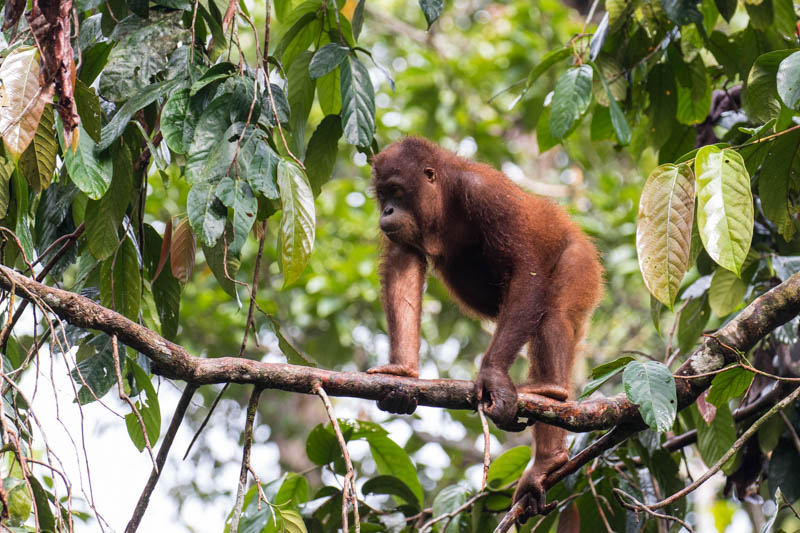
[[636, 164, 695, 308], [280, 509, 308, 533], [278, 159, 315, 287], [695, 147, 753, 276], [0, 47, 52, 161], [709, 267, 747, 316]]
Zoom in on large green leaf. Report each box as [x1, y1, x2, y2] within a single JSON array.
[[486, 446, 531, 489], [288, 51, 317, 158], [305, 424, 340, 465], [709, 265, 747, 316], [677, 294, 710, 354], [431, 484, 471, 533], [0, 47, 49, 160], [237, 127, 279, 200], [522, 47, 572, 96], [125, 360, 161, 452], [74, 80, 103, 142], [692, 402, 737, 471], [100, 236, 141, 320], [85, 143, 133, 260], [63, 125, 113, 200], [340, 55, 375, 147], [759, 129, 800, 242], [278, 160, 316, 286], [707, 366, 753, 407], [161, 89, 198, 154], [201, 229, 241, 298], [636, 164, 695, 308], [676, 56, 711, 125], [309, 43, 350, 79], [304, 115, 343, 196], [187, 182, 227, 248], [777, 51, 800, 111], [275, 473, 310, 508], [549, 65, 593, 140], [695, 146, 753, 275], [317, 67, 342, 115], [744, 50, 795, 123], [623, 360, 677, 432], [71, 334, 116, 404], [215, 177, 256, 256], [185, 99, 239, 184], [367, 433, 423, 504], [18, 105, 57, 194], [0, 155, 13, 218], [361, 475, 420, 509]]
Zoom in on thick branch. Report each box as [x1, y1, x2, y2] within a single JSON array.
[[1, 265, 800, 433]]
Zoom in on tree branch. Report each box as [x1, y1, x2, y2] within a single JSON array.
[[0, 266, 799, 434]]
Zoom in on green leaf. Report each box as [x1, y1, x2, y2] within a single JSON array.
[[187, 182, 227, 248], [125, 360, 161, 452], [361, 475, 420, 509], [278, 160, 315, 286], [144, 225, 181, 340], [238, 127, 279, 200], [100, 236, 141, 320], [744, 50, 795, 123], [692, 402, 736, 470], [74, 79, 103, 142], [549, 65, 593, 140], [29, 477, 55, 533], [340, 55, 376, 147], [80, 42, 112, 86], [590, 60, 630, 145], [419, 0, 444, 28], [71, 335, 116, 404], [306, 424, 340, 465], [63, 125, 113, 200], [352, 0, 365, 39], [215, 177, 257, 256], [486, 445, 531, 489], [279, 509, 307, 533], [623, 360, 677, 432], [6, 481, 32, 523], [676, 57, 711, 125], [431, 484, 470, 533], [677, 295, 710, 354], [707, 366, 754, 407], [636, 164, 695, 308], [661, 0, 703, 24], [185, 98, 239, 184], [304, 115, 343, 196], [759, 129, 800, 242], [275, 473, 309, 508], [773, 0, 797, 38], [161, 89, 200, 154], [317, 67, 342, 115], [288, 51, 317, 158], [745, 0, 773, 29], [267, 316, 317, 366], [695, 146, 753, 275], [274, 11, 318, 62], [579, 356, 635, 400], [367, 433, 423, 504], [85, 142, 133, 260], [189, 62, 236, 96], [777, 51, 800, 111], [709, 266, 748, 316], [18, 105, 57, 194], [309, 43, 350, 79], [0, 47, 48, 160]]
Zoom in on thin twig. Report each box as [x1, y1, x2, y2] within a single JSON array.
[[587, 462, 614, 533], [183, 383, 229, 460], [477, 404, 490, 491], [125, 384, 197, 533], [613, 488, 694, 533], [314, 383, 360, 532], [230, 386, 264, 533]]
